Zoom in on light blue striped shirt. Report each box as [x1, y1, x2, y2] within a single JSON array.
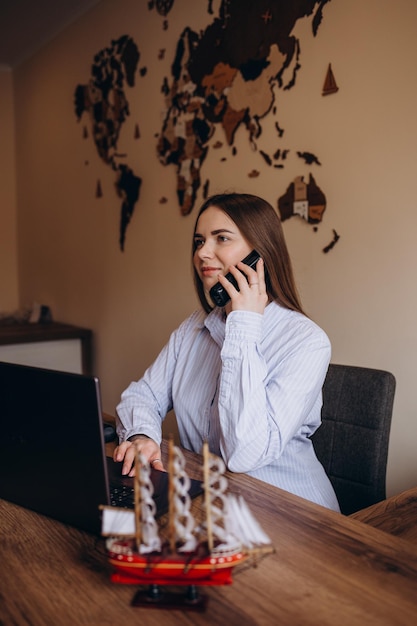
[[116, 302, 340, 511]]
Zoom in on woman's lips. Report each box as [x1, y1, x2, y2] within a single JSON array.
[[201, 267, 221, 277]]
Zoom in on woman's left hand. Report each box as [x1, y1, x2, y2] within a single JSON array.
[[219, 257, 268, 314]]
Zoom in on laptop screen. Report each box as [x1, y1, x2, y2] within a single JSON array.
[[0, 361, 112, 534], [0, 361, 202, 535]]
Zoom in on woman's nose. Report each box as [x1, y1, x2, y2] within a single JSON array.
[[196, 241, 213, 258]]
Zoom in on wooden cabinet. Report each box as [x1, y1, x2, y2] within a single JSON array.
[[0, 322, 93, 375]]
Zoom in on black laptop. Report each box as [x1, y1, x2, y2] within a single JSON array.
[[0, 361, 202, 535]]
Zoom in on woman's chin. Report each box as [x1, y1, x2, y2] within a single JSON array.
[[202, 276, 218, 292]]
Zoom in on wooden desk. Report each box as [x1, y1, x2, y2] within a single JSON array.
[[2, 444, 417, 625], [351, 486, 417, 544]]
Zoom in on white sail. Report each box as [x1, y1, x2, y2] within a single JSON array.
[[203, 451, 242, 550], [101, 455, 161, 553], [136, 455, 162, 553], [224, 494, 272, 549], [171, 446, 197, 552], [101, 506, 135, 536]]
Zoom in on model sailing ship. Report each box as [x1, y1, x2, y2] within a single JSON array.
[[101, 440, 273, 588]]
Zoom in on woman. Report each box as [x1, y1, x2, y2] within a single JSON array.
[[114, 193, 340, 511]]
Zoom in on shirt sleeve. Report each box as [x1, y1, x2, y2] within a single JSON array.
[[218, 309, 331, 473], [115, 317, 190, 444]]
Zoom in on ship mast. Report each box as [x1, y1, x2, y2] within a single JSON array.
[[134, 451, 142, 551], [167, 436, 176, 552], [203, 442, 214, 552]]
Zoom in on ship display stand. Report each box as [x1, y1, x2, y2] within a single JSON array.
[[132, 581, 207, 611], [101, 439, 274, 610]]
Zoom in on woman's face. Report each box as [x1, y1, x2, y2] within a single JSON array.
[[193, 206, 252, 295]]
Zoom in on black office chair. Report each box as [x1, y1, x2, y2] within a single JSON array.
[[311, 364, 396, 515]]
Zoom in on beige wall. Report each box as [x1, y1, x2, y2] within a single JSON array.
[[0, 69, 19, 311], [4, 0, 417, 496]]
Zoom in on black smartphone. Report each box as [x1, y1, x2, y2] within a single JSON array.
[[209, 250, 261, 307]]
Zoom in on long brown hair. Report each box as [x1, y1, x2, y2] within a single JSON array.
[[192, 193, 305, 314]]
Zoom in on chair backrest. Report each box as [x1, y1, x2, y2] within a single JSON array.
[[311, 364, 396, 515]]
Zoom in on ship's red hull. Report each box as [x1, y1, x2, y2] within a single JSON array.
[[107, 541, 247, 586]]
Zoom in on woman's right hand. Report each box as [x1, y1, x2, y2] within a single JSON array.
[[113, 435, 164, 476]]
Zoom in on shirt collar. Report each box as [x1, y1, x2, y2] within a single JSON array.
[[203, 307, 226, 347]]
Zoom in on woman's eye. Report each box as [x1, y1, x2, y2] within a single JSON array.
[[218, 235, 229, 243], [194, 239, 204, 248]]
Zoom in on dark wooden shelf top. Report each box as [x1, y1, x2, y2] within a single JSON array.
[[0, 322, 92, 346]]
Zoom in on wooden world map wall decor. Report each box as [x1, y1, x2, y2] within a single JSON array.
[[74, 0, 340, 254], [74, 34, 142, 251]]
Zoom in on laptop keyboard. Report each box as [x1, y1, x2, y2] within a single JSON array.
[[109, 484, 135, 509]]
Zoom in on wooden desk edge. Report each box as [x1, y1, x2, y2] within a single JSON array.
[[350, 486, 417, 544]]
